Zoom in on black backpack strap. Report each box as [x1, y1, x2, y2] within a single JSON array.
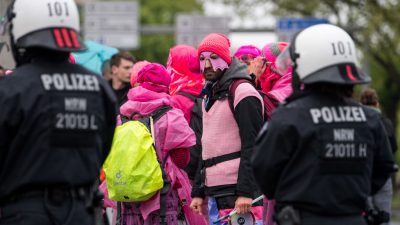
[[176, 91, 199, 101], [137, 105, 172, 225], [159, 154, 170, 225], [137, 105, 172, 131], [228, 79, 253, 114], [115, 202, 122, 225], [150, 105, 173, 122], [202, 151, 241, 168], [120, 115, 129, 125], [120, 111, 142, 125], [199, 151, 241, 188]]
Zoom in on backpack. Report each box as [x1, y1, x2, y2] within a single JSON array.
[[176, 91, 203, 180], [103, 106, 172, 202], [228, 79, 289, 121]]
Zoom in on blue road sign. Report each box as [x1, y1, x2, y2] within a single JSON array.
[[277, 18, 329, 32], [276, 17, 329, 42]]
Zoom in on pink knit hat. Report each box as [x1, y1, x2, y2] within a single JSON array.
[[137, 63, 171, 93], [197, 33, 232, 65], [258, 42, 291, 93], [130, 60, 151, 87], [262, 42, 288, 64], [234, 45, 262, 59]]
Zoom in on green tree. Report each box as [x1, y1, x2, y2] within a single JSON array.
[[133, 0, 203, 64], [211, 0, 400, 134], [94, 0, 202, 64]]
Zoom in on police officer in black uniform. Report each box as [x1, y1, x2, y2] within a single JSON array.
[[0, 0, 117, 224], [251, 24, 395, 225]]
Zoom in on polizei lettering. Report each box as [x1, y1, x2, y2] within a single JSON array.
[[41, 73, 100, 91], [310, 106, 366, 124]]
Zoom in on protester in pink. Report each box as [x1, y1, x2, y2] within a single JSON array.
[[248, 42, 293, 119], [234, 45, 262, 67], [167, 45, 204, 122], [130, 60, 151, 88], [167, 45, 205, 183], [190, 33, 264, 225], [101, 63, 207, 225]]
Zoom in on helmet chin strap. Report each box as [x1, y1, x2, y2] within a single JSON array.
[[291, 63, 301, 95], [290, 49, 302, 95]]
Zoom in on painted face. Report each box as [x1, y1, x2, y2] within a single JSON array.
[[199, 52, 228, 82], [199, 52, 229, 73]]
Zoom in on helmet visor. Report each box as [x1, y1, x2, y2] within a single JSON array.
[[0, 15, 15, 69], [275, 44, 292, 76], [0, 14, 11, 37]]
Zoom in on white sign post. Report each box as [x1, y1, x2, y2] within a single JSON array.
[[175, 14, 230, 47], [84, 1, 139, 49]]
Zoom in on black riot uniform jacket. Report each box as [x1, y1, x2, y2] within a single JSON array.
[[252, 91, 395, 216], [0, 55, 117, 202]]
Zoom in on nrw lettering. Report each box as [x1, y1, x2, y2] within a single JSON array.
[[333, 129, 354, 141], [65, 98, 87, 112]]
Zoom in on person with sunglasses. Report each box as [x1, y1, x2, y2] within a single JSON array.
[[234, 45, 262, 66]]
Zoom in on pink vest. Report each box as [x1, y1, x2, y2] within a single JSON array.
[[202, 82, 263, 187]]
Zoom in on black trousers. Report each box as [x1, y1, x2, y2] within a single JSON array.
[[0, 191, 93, 225]]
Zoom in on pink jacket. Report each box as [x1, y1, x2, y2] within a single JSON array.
[[263, 72, 293, 119], [168, 45, 204, 123], [102, 86, 207, 225], [170, 95, 195, 123]]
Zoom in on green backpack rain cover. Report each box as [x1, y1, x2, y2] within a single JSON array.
[[103, 106, 171, 202]]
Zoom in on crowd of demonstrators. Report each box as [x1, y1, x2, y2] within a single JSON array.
[[189, 33, 264, 225], [0, 1, 118, 225], [109, 52, 136, 106], [252, 24, 396, 225], [360, 88, 397, 225], [0, 1, 398, 225]]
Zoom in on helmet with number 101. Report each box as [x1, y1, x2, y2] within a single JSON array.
[[276, 24, 370, 85], [0, 0, 85, 62]]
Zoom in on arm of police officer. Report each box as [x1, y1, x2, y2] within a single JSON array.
[[371, 118, 396, 195], [251, 110, 298, 199], [99, 79, 118, 162], [0, 79, 22, 163], [234, 96, 263, 214]]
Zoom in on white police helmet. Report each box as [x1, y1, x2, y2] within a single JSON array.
[[0, 0, 85, 54], [276, 24, 370, 85]]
